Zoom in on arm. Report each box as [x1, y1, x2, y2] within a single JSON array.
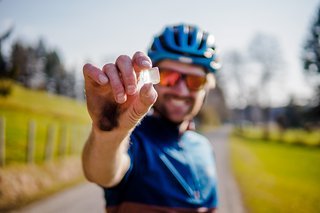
[[82, 52, 157, 188]]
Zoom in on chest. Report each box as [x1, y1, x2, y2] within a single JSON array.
[[131, 137, 217, 202]]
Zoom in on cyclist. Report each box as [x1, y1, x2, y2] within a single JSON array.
[[82, 23, 221, 212]]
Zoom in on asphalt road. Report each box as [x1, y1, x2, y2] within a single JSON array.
[[10, 182, 105, 213], [12, 125, 245, 213], [204, 126, 246, 213]]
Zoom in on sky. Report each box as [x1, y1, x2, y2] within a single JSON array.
[[0, 0, 319, 107]]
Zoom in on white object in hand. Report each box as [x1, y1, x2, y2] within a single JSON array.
[[137, 67, 160, 89]]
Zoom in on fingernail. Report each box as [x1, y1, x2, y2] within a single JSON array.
[[127, 85, 136, 95], [98, 74, 108, 84], [143, 83, 153, 98], [141, 60, 151, 67], [117, 93, 126, 103]]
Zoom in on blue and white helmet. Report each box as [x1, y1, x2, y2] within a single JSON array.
[[148, 24, 221, 73]]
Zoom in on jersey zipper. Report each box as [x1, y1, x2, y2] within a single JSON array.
[[159, 140, 202, 201], [159, 153, 194, 197], [178, 141, 201, 200]]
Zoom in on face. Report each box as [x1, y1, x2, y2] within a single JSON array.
[[153, 60, 212, 124]]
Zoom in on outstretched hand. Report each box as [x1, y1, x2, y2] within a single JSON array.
[[83, 51, 158, 132]]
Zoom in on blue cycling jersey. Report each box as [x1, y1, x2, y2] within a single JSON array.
[[104, 115, 218, 212]]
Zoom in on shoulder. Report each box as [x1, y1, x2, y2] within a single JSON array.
[[181, 131, 216, 157], [182, 131, 211, 146]]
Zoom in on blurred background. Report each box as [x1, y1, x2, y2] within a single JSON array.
[[0, 0, 320, 212]]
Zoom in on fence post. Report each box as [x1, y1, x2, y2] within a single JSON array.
[[58, 125, 68, 157], [69, 126, 75, 155], [44, 124, 55, 161], [26, 120, 36, 164], [0, 117, 5, 167]]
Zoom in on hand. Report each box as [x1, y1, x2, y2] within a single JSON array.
[[83, 51, 157, 132]]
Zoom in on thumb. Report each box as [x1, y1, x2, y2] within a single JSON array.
[[124, 83, 157, 128]]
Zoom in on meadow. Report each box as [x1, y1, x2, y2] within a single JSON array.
[[234, 126, 320, 146], [230, 134, 320, 213], [0, 83, 91, 165]]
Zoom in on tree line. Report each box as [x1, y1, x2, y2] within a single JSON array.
[[0, 38, 79, 99], [220, 4, 320, 130]]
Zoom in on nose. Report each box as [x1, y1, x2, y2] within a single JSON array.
[[172, 78, 190, 95]]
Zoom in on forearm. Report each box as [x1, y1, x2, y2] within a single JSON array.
[[82, 125, 131, 187], [81, 53, 156, 187]]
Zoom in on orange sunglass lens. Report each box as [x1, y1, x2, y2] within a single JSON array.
[[160, 71, 180, 86], [186, 76, 206, 90]]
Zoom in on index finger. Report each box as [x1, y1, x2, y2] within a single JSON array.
[[132, 51, 152, 73]]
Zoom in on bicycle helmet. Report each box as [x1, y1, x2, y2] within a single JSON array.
[[148, 24, 221, 73]]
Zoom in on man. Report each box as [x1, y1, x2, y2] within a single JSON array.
[[82, 23, 221, 212]]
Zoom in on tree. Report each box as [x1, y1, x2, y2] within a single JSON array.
[[6, 37, 77, 98], [248, 33, 284, 138], [0, 26, 14, 96], [218, 50, 249, 128], [0, 26, 14, 79], [303, 5, 320, 122], [248, 33, 283, 96], [304, 6, 320, 74], [223, 50, 247, 108], [0, 49, 6, 77], [10, 41, 31, 86]]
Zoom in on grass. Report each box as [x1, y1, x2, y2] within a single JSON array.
[[234, 126, 320, 146], [230, 135, 320, 213], [0, 82, 91, 211], [0, 82, 89, 121], [0, 156, 85, 211], [0, 83, 91, 164]]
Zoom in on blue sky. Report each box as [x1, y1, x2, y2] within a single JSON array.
[[0, 0, 319, 106]]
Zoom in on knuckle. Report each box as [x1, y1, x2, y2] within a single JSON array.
[[122, 72, 135, 82], [130, 106, 145, 122], [112, 84, 125, 95]]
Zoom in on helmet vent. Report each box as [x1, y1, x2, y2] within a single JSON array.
[[198, 33, 207, 50], [159, 35, 169, 51], [187, 31, 193, 46], [173, 30, 180, 46]]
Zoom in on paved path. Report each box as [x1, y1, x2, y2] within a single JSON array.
[[11, 183, 105, 213], [204, 125, 246, 213], [13, 126, 245, 213]]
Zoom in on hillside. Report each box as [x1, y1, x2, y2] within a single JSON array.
[[0, 83, 91, 164], [0, 83, 91, 211], [0, 83, 90, 123]]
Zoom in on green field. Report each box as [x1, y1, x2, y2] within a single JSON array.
[[234, 126, 320, 146], [230, 136, 320, 213], [0, 83, 91, 165]]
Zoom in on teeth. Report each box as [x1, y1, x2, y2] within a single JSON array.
[[171, 99, 185, 106]]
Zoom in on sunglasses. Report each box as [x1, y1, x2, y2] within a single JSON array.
[[159, 68, 207, 91]]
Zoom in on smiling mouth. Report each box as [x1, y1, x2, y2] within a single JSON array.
[[165, 95, 193, 107], [171, 98, 186, 106]]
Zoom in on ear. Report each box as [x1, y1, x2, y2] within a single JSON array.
[[206, 73, 216, 89]]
